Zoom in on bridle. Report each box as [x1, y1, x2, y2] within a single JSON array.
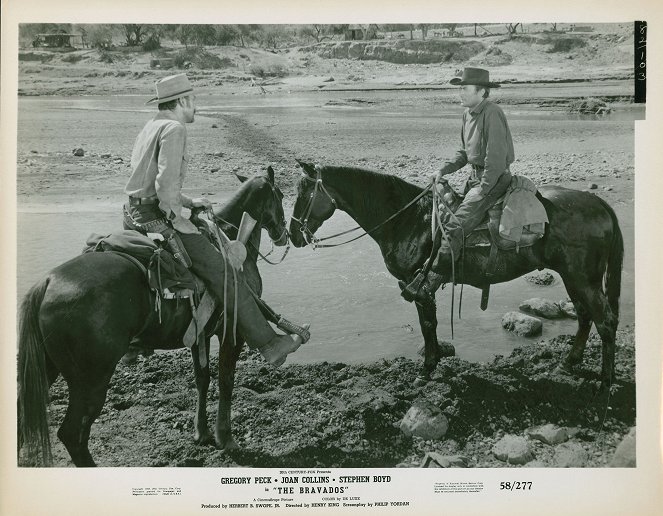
[[291, 165, 433, 249], [289, 166, 337, 247], [208, 179, 291, 265]]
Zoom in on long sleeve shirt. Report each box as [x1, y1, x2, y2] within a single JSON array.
[[439, 99, 515, 196], [125, 111, 194, 229]]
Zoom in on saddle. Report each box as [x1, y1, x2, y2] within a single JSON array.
[[438, 175, 549, 310]]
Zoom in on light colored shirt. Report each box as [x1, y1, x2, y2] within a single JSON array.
[[125, 111, 194, 230], [440, 99, 515, 195]]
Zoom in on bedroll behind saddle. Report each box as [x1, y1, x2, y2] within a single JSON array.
[[462, 175, 548, 251]]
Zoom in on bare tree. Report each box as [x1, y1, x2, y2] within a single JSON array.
[[505, 23, 521, 36], [419, 24, 429, 40], [123, 24, 146, 46]]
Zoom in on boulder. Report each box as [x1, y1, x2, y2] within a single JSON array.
[[527, 424, 569, 445], [502, 312, 543, 337], [417, 340, 456, 358], [553, 442, 588, 467], [610, 427, 636, 467], [524, 271, 555, 286], [519, 298, 565, 319], [557, 299, 577, 319], [72, 148, 85, 157], [421, 452, 468, 468], [492, 435, 534, 465], [400, 401, 448, 440]]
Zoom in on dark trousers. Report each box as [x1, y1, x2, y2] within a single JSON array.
[[125, 204, 277, 349], [433, 172, 512, 269]]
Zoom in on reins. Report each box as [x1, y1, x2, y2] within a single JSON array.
[[292, 167, 434, 249], [430, 182, 466, 339]]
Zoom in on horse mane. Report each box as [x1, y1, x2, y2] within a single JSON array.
[[320, 165, 428, 216]]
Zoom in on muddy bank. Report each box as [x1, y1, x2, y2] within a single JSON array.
[[38, 325, 634, 468]]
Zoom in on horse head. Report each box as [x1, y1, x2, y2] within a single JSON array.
[[289, 160, 338, 248], [230, 166, 288, 246]]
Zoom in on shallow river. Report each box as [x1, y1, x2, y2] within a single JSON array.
[[17, 202, 634, 365]]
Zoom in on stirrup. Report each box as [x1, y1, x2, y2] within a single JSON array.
[[277, 317, 311, 343]]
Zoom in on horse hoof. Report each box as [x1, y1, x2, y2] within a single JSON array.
[[414, 376, 428, 387], [554, 363, 573, 376], [220, 439, 239, 452], [194, 431, 215, 446]]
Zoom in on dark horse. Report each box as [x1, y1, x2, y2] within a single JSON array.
[[18, 167, 287, 467], [289, 162, 622, 388]]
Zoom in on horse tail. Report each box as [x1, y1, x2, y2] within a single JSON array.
[[598, 196, 623, 319], [17, 277, 53, 466]]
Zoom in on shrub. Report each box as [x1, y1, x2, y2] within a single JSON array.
[[142, 33, 161, 51], [546, 37, 586, 53], [62, 53, 83, 63], [250, 63, 288, 78], [98, 50, 114, 63]]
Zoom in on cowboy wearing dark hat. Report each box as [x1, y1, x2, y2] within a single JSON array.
[[124, 74, 307, 366], [401, 67, 515, 304]]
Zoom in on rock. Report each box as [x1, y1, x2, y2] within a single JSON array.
[[213, 151, 224, 157], [610, 427, 636, 467], [351, 388, 398, 412], [400, 401, 449, 440], [588, 183, 598, 189], [323, 77, 335, 82], [519, 298, 565, 319], [211, 124, 218, 128], [492, 435, 534, 465], [502, 312, 543, 337], [525, 460, 547, 467], [553, 442, 588, 467], [524, 271, 555, 286], [417, 340, 455, 358], [72, 148, 85, 157], [527, 424, 569, 445], [100, 153, 111, 158], [557, 299, 577, 319], [421, 452, 468, 468]]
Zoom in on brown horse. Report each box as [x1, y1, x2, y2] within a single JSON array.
[[289, 162, 622, 388], [18, 167, 287, 467]]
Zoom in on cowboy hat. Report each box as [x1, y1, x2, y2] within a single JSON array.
[[449, 67, 501, 88], [146, 74, 194, 104]]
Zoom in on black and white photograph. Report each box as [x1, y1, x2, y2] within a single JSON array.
[[2, 1, 662, 515]]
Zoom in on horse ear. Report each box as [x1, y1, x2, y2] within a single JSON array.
[[296, 159, 316, 178], [234, 172, 249, 183], [265, 166, 275, 184]]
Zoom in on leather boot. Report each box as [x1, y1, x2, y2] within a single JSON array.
[[399, 271, 445, 304], [259, 325, 310, 368], [229, 280, 308, 368]]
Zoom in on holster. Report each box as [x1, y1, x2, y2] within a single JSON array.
[[123, 204, 193, 269], [161, 227, 193, 269]]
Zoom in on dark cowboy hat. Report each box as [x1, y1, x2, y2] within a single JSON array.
[[146, 74, 194, 104], [449, 67, 501, 88]]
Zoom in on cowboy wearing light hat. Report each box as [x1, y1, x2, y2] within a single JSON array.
[[401, 67, 515, 304], [123, 74, 307, 366]]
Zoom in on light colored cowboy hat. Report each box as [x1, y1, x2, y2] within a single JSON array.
[[146, 74, 194, 104], [449, 67, 501, 88]]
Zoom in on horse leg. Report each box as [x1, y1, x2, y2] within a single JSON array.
[[414, 298, 440, 384], [564, 282, 618, 388], [559, 280, 594, 368], [57, 375, 112, 467], [191, 340, 213, 445], [214, 333, 241, 451]]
